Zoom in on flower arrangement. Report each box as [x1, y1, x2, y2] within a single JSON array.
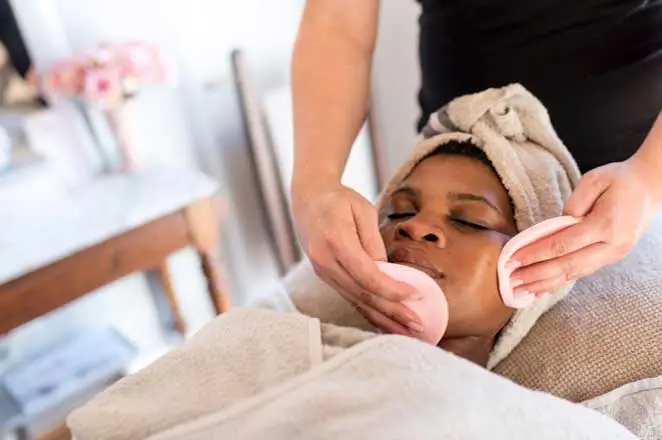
[[42, 42, 176, 107], [39, 42, 177, 171]]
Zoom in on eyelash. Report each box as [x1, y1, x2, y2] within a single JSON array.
[[387, 213, 489, 231], [387, 213, 414, 220], [451, 218, 489, 231]]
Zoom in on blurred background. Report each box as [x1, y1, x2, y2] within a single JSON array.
[[0, 1, 423, 438]]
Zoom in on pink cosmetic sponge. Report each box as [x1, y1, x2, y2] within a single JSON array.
[[497, 215, 581, 309], [375, 261, 449, 345]]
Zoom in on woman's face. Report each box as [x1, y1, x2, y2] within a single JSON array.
[[379, 153, 518, 339]]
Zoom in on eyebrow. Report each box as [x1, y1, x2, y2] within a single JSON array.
[[391, 186, 419, 198], [392, 186, 500, 213], [447, 192, 500, 213]]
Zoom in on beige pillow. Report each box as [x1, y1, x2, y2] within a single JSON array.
[[495, 214, 662, 402]]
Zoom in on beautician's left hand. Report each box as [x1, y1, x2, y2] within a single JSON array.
[[508, 157, 662, 296]]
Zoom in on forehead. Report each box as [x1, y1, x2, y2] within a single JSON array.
[[403, 154, 505, 194]]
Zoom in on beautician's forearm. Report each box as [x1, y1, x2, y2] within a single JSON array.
[[632, 111, 662, 202], [291, 0, 379, 196]]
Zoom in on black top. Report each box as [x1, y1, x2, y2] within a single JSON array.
[[417, 0, 662, 172]]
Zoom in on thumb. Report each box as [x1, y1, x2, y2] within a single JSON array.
[[564, 171, 610, 218], [352, 202, 387, 261]]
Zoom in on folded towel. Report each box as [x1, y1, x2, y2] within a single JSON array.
[[377, 83, 582, 368]]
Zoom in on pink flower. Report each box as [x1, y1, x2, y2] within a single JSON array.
[[43, 56, 88, 96], [41, 42, 177, 107], [84, 65, 123, 105]]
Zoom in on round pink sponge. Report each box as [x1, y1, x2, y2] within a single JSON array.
[[497, 215, 581, 308], [375, 261, 449, 344]]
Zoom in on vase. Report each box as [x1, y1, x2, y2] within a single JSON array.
[[77, 101, 133, 173]]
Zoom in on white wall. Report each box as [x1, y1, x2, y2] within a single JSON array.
[[5, 0, 421, 363], [372, 0, 421, 175]]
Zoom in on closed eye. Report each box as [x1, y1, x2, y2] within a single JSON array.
[[451, 218, 490, 231], [387, 212, 415, 220]]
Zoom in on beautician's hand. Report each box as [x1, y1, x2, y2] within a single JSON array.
[[292, 183, 422, 334], [508, 157, 661, 295]]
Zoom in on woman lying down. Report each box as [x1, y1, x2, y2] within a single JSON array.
[[67, 85, 638, 440], [283, 82, 581, 370]]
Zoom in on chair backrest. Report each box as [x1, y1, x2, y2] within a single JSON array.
[[230, 49, 301, 274]]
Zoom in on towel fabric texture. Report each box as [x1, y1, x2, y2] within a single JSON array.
[[67, 309, 637, 440]]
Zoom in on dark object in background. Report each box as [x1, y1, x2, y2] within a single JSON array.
[[0, 0, 31, 78], [0, 0, 47, 108], [416, 0, 662, 173]]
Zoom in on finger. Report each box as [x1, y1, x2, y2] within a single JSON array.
[[512, 242, 611, 293], [352, 202, 387, 261], [515, 276, 569, 298], [311, 219, 416, 301], [327, 281, 408, 333], [322, 261, 422, 327], [319, 269, 364, 307], [355, 304, 412, 336], [564, 170, 610, 218], [332, 234, 418, 301], [369, 293, 423, 331], [314, 258, 369, 305], [510, 219, 601, 268]]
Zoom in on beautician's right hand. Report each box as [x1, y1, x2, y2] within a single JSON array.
[[292, 183, 423, 334]]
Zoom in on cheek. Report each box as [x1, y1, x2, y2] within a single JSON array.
[[443, 232, 511, 332], [379, 223, 395, 244], [447, 232, 505, 290]]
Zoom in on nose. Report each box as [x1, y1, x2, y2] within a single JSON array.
[[396, 218, 446, 247]]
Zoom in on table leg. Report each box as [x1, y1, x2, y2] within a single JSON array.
[[145, 262, 187, 335], [185, 196, 231, 314], [199, 249, 230, 314]]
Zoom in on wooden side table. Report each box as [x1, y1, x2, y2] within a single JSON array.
[[0, 169, 231, 336]]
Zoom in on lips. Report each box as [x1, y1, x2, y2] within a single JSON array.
[[387, 247, 444, 280]]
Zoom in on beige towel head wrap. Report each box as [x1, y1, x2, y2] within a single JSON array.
[[377, 84, 582, 368]]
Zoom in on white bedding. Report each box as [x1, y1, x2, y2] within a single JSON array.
[[68, 308, 639, 440]]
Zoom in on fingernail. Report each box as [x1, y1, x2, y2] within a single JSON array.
[[506, 260, 521, 271], [408, 322, 424, 333]]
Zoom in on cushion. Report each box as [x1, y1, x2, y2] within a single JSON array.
[[495, 214, 662, 402], [584, 376, 662, 440]]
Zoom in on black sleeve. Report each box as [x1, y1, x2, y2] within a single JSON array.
[[0, 0, 31, 78]]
